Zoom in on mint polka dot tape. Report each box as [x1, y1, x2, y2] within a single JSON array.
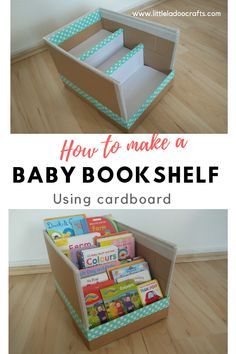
[[105, 43, 144, 76], [48, 10, 101, 46], [60, 70, 174, 130], [79, 29, 124, 62], [55, 279, 170, 341]]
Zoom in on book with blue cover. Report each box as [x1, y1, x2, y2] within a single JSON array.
[[44, 214, 86, 240]]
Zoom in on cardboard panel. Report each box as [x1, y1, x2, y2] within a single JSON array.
[[44, 233, 83, 319], [59, 21, 103, 51], [47, 45, 123, 115], [135, 241, 172, 296], [102, 18, 175, 73]]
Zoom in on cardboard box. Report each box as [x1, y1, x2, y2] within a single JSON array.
[[44, 9, 179, 132], [44, 220, 177, 350]]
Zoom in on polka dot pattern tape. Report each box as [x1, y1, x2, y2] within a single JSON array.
[[55, 279, 170, 341], [48, 10, 101, 46], [60, 70, 174, 130]]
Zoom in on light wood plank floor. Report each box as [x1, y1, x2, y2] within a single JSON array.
[[11, 0, 227, 134], [9, 260, 227, 354]]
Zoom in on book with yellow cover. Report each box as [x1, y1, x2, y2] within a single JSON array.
[[137, 279, 163, 306]]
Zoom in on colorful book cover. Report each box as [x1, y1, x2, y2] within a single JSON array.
[[137, 279, 163, 306], [44, 214, 86, 240], [55, 232, 99, 267], [100, 280, 142, 320], [81, 215, 119, 235], [94, 230, 131, 244], [80, 272, 109, 287], [79, 261, 120, 278], [78, 245, 118, 269], [107, 258, 145, 278], [111, 261, 151, 284], [83, 279, 114, 328], [98, 235, 135, 260]]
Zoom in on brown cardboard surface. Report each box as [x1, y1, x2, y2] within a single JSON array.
[[102, 18, 175, 73], [59, 22, 103, 51], [47, 45, 123, 115], [64, 78, 173, 132], [135, 241, 172, 296], [44, 233, 83, 319]]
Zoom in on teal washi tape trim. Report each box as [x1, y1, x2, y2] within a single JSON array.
[[60, 70, 174, 130], [55, 279, 170, 341], [79, 28, 124, 62], [105, 43, 144, 76], [127, 70, 175, 129], [48, 10, 101, 45], [60, 75, 128, 129]]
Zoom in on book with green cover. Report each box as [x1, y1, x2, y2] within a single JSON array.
[[100, 280, 142, 320]]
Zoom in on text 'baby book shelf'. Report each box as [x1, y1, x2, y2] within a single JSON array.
[[44, 9, 179, 132]]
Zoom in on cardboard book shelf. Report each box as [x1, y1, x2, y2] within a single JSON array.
[[44, 9, 179, 132], [44, 221, 177, 350]]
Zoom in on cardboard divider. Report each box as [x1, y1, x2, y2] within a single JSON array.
[[59, 21, 103, 52], [105, 43, 144, 84], [102, 18, 176, 74], [78, 29, 124, 67]]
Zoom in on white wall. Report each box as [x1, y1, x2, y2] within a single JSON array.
[[9, 209, 227, 266], [11, 0, 156, 54]]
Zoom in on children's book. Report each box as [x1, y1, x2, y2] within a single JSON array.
[[100, 280, 142, 320], [78, 245, 119, 269], [54, 232, 99, 267], [97, 234, 135, 260], [137, 279, 163, 306], [80, 215, 119, 235], [107, 258, 145, 278], [80, 272, 109, 287], [44, 214, 86, 240], [79, 261, 120, 278], [111, 261, 151, 284], [83, 279, 114, 328]]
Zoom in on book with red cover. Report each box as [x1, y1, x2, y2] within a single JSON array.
[[83, 279, 114, 328]]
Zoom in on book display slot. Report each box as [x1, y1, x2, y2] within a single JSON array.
[[44, 214, 177, 350], [44, 9, 179, 132]]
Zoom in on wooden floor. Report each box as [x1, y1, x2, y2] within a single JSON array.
[[9, 260, 227, 354], [11, 0, 227, 134]]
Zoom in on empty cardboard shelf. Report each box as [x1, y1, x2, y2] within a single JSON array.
[[68, 29, 112, 58], [44, 8, 179, 131], [121, 66, 167, 118]]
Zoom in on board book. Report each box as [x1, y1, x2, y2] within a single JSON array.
[[100, 280, 142, 320], [111, 261, 151, 284], [44, 214, 86, 240], [78, 245, 118, 268], [80, 272, 109, 287], [80, 215, 119, 235], [137, 280, 163, 306], [54, 232, 100, 266], [83, 279, 114, 328], [96, 233, 135, 260], [79, 261, 120, 278], [107, 258, 145, 278]]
